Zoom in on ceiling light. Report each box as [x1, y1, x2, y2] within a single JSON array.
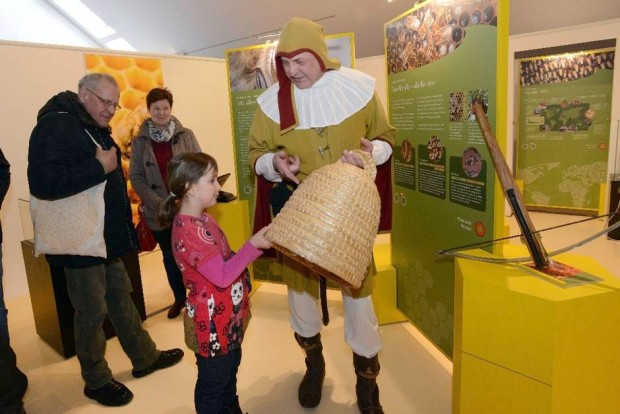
[[53, 0, 115, 39]]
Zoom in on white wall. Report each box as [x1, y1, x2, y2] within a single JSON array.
[[507, 19, 620, 192], [0, 41, 234, 300], [358, 56, 388, 108]]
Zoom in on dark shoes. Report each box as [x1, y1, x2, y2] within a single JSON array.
[[294, 333, 325, 408], [354, 353, 384, 414], [167, 300, 185, 319], [84, 379, 133, 407], [132, 348, 184, 378], [83, 350, 184, 406]]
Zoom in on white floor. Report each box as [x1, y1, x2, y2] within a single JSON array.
[[6, 211, 620, 413]]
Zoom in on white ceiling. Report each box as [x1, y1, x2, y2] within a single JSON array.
[[64, 0, 620, 59]]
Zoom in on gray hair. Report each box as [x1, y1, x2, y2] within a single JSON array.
[[78, 73, 118, 92]]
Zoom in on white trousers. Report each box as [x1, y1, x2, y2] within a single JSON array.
[[288, 288, 383, 358]]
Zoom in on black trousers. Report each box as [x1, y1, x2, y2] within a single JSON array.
[[0, 335, 27, 410]]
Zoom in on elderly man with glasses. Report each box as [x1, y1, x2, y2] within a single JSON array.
[[27, 73, 184, 407]]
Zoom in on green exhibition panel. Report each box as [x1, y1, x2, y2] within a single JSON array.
[[516, 49, 615, 213], [386, 0, 507, 356]]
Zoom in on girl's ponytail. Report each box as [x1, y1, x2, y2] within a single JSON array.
[[158, 192, 180, 227]]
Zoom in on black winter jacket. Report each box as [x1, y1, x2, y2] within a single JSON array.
[[27, 91, 138, 268]]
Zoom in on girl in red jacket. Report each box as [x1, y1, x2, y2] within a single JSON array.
[[159, 152, 271, 414]]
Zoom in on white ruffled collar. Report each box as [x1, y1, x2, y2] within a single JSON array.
[[257, 67, 375, 129]]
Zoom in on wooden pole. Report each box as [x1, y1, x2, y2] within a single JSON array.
[[473, 102, 549, 269]]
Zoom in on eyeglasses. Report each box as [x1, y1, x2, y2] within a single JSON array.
[[85, 88, 121, 111]]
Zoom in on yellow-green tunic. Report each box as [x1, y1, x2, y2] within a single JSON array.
[[249, 93, 395, 298]]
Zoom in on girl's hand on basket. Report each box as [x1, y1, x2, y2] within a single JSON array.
[[250, 225, 273, 250]]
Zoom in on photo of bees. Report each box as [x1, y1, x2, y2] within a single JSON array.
[[449, 91, 466, 121], [519, 50, 615, 86], [385, 0, 498, 74]]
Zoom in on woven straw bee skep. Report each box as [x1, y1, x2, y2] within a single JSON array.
[[264, 150, 380, 289]]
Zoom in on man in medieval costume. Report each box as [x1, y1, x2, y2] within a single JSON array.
[[249, 17, 395, 414]]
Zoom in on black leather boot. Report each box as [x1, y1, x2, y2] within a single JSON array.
[[294, 332, 325, 408], [353, 353, 384, 414]]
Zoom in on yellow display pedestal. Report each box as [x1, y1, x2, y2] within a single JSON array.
[[209, 199, 251, 251], [372, 242, 406, 325], [453, 245, 620, 414]]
